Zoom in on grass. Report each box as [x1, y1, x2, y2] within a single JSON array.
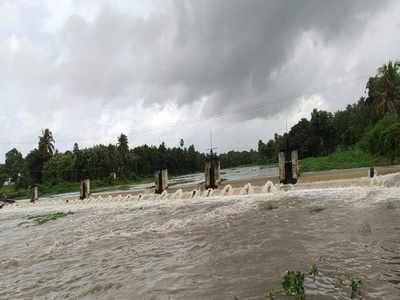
[[27, 211, 74, 225], [308, 263, 319, 281], [0, 185, 29, 200], [41, 181, 81, 196], [300, 149, 378, 172]]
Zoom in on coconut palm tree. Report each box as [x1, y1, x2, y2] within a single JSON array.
[[367, 61, 400, 117], [117, 133, 129, 153], [38, 129, 55, 158]]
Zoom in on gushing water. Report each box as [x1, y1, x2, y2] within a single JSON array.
[[1, 175, 400, 299]]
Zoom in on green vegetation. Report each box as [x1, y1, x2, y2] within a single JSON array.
[[0, 184, 30, 200], [264, 264, 362, 300], [360, 114, 400, 163], [351, 278, 362, 300], [0, 130, 203, 199], [308, 263, 319, 281], [300, 149, 376, 172], [282, 271, 305, 300], [27, 211, 74, 225], [258, 61, 400, 168], [219, 150, 260, 168]]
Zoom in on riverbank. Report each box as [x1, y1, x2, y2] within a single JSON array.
[[300, 148, 399, 172]]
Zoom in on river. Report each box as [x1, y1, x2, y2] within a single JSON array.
[[0, 172, 399, 299]]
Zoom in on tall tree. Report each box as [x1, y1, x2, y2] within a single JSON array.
[[5, 148, 24, 182], [0, 164, 7, 187], [38, 129, 55, 159], [367, 61, 400, 118], [117, 134, 129, 153], [117, 134, 129, 178], [73, 142, 80, 154], [25, 149, 43, 184]]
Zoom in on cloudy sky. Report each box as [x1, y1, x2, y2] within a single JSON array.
[[1, 0, 400, 160]]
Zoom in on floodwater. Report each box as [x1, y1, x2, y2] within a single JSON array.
[[49, 165, 277, 198], [0, 174, 400, 299], [169, 164, 277, 188], [126, 165, 278, 194]]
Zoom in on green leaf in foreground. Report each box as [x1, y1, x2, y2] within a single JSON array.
[[27, 211, 74, 225], [282, 271, 305, 300], [351, 278, 362, 299]]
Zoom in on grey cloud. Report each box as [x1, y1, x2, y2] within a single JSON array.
[[47, 0, 391, 116], [0, 0, 398, 159]]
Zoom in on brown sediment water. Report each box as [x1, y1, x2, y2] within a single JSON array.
[[0, 174, 400, 299]]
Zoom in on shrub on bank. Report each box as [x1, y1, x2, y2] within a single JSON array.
[[300, 149, 376, 172]]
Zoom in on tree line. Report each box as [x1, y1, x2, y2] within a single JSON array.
[[0, 133, 207, 189], [258, 61, 400, 163]]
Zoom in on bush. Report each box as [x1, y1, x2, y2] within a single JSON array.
[[282, 271, 305, 299], [300, 148, 375, 172], [361, 114, 400, 162]]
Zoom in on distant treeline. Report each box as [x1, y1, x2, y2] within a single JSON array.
[[1, 61, 400, 189], [258, 61, 400, 163], [0, 134, 207, 188]]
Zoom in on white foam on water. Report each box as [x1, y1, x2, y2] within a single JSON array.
[[2, 172, 400, 222], [190, 189, 199, 199], [221, 184, 233, 196], [158, 190, 168, 200], [262, 181, 277, 193], [172, 189, 183, 200], [372, 172, 400, 187]]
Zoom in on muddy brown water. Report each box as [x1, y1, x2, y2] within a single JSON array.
[[0, 182, 399, 299]]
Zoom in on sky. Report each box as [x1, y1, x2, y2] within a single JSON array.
[[1, 0, 400, 161]]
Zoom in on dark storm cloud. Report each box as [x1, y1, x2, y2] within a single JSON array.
[[159, 0, 390, 118], [47, 0, 391, 118]]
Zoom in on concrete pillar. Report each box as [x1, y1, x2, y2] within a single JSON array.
[[205, 157, 220, 190], [80, 179, 90, 200], [155, 169, 168, 194], [368, 167, 376, 178], [278, 150, 299, 185], [31, 185, 39, 203]]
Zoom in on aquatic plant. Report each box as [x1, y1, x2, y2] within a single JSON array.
[[282, 271, 305, 300], [265, 264, 363, 299], [350, 278, 362, 299], [308, 263, 319, 281], [28, 211, 74, 225]]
